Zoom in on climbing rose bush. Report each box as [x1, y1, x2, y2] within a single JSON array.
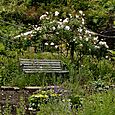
[[14, 9, 109, 58]]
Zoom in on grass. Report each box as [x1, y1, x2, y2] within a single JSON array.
[[78, 90, 115, 115]]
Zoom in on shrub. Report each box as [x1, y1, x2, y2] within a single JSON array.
[[28, 89, 62, 111]]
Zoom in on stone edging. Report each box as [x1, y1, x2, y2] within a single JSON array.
[[0, 86, 60, 90]]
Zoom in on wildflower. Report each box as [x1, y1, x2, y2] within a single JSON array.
[[65, 26, 70, 30], [55, 11, 59, 16]]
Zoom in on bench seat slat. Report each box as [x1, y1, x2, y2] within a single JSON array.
[[20, 61, 61, 63], [20, 59, 61, 62], [19, 59, 68, 74], [23, 66, 62, 69], [23, 68, 63, 71], [24, 70, 69, 73], [20, 63, 61, 66]]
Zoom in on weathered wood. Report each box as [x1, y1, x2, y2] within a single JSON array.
[[19, 58, 69, 74]]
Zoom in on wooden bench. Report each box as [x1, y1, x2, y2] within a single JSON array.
[[19, 58, 69, 74]]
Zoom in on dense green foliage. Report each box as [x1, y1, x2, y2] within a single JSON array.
[[0, 0, 115, 114]]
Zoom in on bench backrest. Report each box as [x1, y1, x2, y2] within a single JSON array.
[[19, 58, 68, 73]]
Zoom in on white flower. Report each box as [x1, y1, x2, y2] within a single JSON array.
[[23, 31, 33, 36], [75, 14, 79, 18], [35, 27, 41, 31], [55, 45, 58, 48], [85, 38, 89, 41], [85, 30, 90, 34], [78, 28, 82, 33], [57, 21, 64, 29], [89, 34, 91, 37], [57, 24, 64, 29], [46, 17, 50, 20], [93, 36, 98, 41], [95, 45, 100, 49], [73, 38, 76, 41], [28, 108, 34, 111], [69, 14, 72, 18], [45, 42, 48, 45], [105, 44, 109, 48], [40, 14, 47, 20], [82, 18, 85, 25], [79, 36, 82, 40], [52, 26, 56, 30], [79, 44, 83, 47], [89, 49, 91, 51], [79, 10, 83, 15], [60, 19, 62, 21], [57, 21, 63, 25], [50, 42, 54, 45], [99, 41, 108, 47], [24, 38, 27, 40], [45, 12, 49, 14], [65, 26, 70, 30], [56, 32, 59, 34], [55, 11, 59, 16], [105, 56, 109, 59], [63, 18, 69, 24]]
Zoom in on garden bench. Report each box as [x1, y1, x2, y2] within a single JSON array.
[[19, 58, 69, 74]]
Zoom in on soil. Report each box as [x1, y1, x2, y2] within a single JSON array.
[[0, 86, 60, 115], [0, 87, 42, 115]]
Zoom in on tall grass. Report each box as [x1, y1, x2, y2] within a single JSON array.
[[78, 90, 115, 115]]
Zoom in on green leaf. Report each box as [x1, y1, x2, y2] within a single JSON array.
[[0, 43, 5, 51], [93, 18, 98, 24], [108, 50, 115, 55]]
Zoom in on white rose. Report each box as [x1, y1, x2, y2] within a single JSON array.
[[79, 10, 83, 15], [55, 11, 59, 16], [45, 42, 48, 45], [65, 26, 70, 30], [50, 42, 54, 45]]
